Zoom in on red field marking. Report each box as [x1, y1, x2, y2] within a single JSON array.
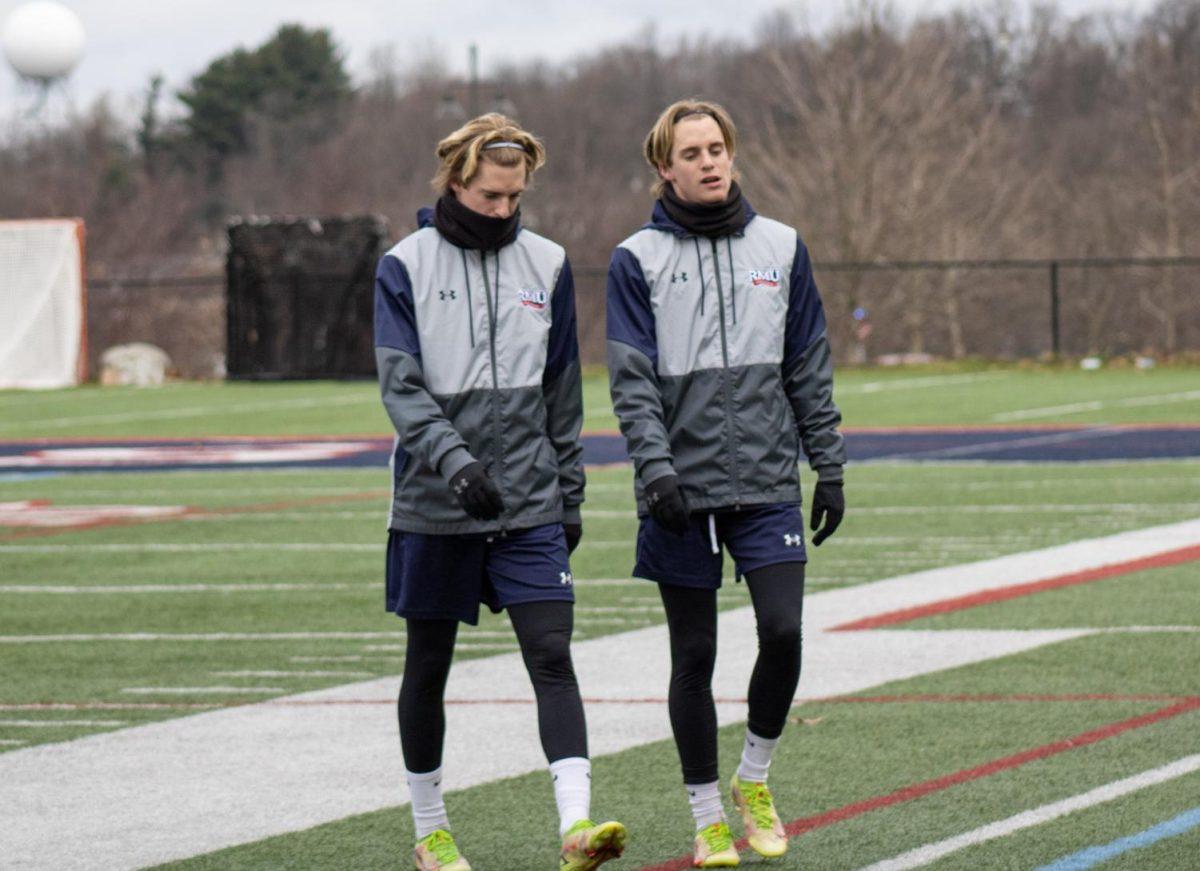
[[842, 423, 1200, 432], [0, 435, 393, 445], [0, 490, 390, 542], [5, 424, 1198, 447], [639, 696, 1200, 871], [12, 694, 1197, 713], [825, 693, 1200, 704], [832, 543, 1200, 632]]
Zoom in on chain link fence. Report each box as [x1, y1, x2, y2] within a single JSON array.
[[87, 257, 1200, 379]]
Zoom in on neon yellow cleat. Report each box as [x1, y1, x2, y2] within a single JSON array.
[[730, 775, 787, 858], [693, 820, 739, 867], [560, 818, 628, 870], [413, 829, 471, 871]]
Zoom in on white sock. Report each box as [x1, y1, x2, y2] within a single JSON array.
[[406, 767, 450, 838], [686, 780, 725, 830], [550, 756, 592, 836], [737, 729, 780, 782]]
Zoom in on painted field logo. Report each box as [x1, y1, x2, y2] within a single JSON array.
[[518, 287, 548, 310], [749, 268, 781, 288]]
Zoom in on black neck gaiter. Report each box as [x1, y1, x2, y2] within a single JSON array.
[[434, 193, 520, 251], [659, 182, 747, 239]]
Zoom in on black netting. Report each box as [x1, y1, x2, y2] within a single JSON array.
[[226, 216, 389, 379]]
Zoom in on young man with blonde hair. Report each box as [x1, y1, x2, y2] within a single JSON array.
[[375, 113, 626, 871], [607, 99, 846, 867]]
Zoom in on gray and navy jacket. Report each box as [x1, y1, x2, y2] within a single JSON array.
[[374, 208, 585, 534], [606, 199, 845, 515]]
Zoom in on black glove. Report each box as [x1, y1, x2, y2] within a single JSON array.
[[564, 523, 583, 555], [810, 480, 844, 546], [449, 462, 504, 521], [645, 474, 690, 536]]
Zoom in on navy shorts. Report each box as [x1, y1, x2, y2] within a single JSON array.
[[634, 503, 807, 589], [386, 523, 574, 625]]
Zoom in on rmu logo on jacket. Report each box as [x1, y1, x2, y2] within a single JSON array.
[[606, 199, 845, 515], [374, 208, 584, 534], [748, 268, 781, 288], [518, 287, 549, 310]]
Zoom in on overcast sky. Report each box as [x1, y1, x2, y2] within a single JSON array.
[[0, 0, 1160, 122]]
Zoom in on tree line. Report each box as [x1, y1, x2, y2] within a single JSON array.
[[2, 1, 1198, 365]]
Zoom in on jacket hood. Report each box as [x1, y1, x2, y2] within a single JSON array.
[[645, 197, 758, 238]]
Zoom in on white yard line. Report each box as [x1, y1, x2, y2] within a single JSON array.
[[0, 632, 407, 643], [0, 395, 375, 433], [290, 656, 366, 663], [121, 687, 285, 695], [0, 739, 28, 746], [994, 389, 1200, 422], [0, 720, 127, 728], [0, 543, 378, 553], [878, 427, 1125, 460], [2, 519, 1200, 869], [0, 583, 370, 594], [857, 754, 1200, 871], [210, 671, 374, 679], [842, 373, 1006, 394]]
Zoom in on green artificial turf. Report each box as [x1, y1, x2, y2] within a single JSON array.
[[2, 363, 1197, 439]]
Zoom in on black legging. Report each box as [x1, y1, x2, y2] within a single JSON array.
[[397, 600, 588, 773], [659, 562, 805, 784]]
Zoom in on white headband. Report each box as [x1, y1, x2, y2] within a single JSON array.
[[483, 141, 524, 151]]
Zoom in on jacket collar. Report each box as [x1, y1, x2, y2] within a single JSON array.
[[645, 197, 757, 238], [417, 206, 524, 239]]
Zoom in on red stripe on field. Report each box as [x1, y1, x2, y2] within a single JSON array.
[[832, 543, 1200, 631], [639, 697, 1200, 871], [0, 490, 389, 541], [12, 693, 1197, 712], [825, 693, 1199, 704]]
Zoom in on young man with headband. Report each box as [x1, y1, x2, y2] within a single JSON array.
[[375, 113, 626, 871], [606, 99, 846, 867]]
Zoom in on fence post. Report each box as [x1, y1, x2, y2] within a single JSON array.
[[1049, 260, 1061, 357]]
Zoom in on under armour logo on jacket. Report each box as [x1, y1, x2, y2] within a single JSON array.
[[670, 271, 689, 283], [783, 533, 803, 547], [560, 571, 573, 585], [438, 289, 457, 300]]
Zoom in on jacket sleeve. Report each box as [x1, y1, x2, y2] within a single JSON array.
[[543, 257, 586, 524], [782, 236, 846, 482], [374, 253, 475, 481], [605, 246, 675, 486]]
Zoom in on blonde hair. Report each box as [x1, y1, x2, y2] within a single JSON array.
[[432, 113, 547, 194], [643, 99, 739, 196]]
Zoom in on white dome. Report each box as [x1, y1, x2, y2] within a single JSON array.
[[2, 1, 86, 81]]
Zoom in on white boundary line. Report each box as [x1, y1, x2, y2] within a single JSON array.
[[857, 754, 1200, 870], [0, 395, 375, 433], [994, 389, 1200, 422], [120, 687, 285, 695], [0, 720, 127, 728]]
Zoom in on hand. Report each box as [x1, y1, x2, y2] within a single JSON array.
[[449, 462, 505, 521], [645, 474, 690, 536], [564, 523, 583, 555], [810, 480, 844, 546]]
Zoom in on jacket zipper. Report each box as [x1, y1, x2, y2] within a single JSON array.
[[458, 248, 476, 347], [709, 238, 741, 508], [479, 249, 507, 529]]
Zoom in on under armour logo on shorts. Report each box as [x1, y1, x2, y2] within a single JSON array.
[[783, 533, 803, 547]]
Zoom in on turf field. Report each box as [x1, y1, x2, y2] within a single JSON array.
[[1, 363, 1199, 438], [1, 364, 1198, 869]]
